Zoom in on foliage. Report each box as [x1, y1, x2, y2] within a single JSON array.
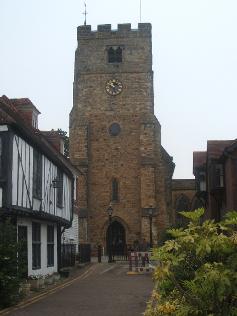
[[57, 128, 69, 158], [0, 219, 26, 308], [145, 209, 237, 316]]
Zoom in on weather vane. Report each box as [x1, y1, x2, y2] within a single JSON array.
[[83, 1, 88, 26]]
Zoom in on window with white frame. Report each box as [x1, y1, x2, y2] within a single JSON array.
[[32, 222, 41, 269], [47, 225, 54, 267], [57, 169, 63, 207], [215, 164, 224, 188]]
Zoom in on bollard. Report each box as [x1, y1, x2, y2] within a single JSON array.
[[145, 252, 149, 264], [135, 253, 138, 272], [138, 253, 141, 265], [98, 245, 101, 263], [129, 252, 133, 271]]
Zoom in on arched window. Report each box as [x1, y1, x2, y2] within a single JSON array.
[[108, 47, 115, 63], [112, 179, 119, 202], [191, 196, 205, 211], [115, 47, 122, 63], [175, 194, 190, 227], [108, 47, 122, 63]]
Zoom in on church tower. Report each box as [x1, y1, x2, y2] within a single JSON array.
[[70, 23, 174, 252]]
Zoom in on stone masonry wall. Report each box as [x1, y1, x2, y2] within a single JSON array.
[[69, 23, 174, 250]]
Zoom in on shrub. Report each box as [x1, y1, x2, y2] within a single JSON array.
[[145, 209, 237, 316], [0, 219, 26, 308]]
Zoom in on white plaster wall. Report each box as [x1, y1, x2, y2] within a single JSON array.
[[12, 134, 72, 222], [62, 213, 79, 247], [17, 218, 58, 277]]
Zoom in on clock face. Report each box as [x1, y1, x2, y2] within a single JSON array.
[[105, 79, 123, 96]]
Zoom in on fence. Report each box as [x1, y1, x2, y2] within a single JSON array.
[[78, 243, 91, 263], [111, 246, 128, 261], [61, 243, 76, 268], [128, 251, 151, 273]]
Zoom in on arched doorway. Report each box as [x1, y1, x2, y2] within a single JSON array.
[[106, 221, 126, 256]]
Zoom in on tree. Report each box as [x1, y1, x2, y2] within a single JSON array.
[[0, 219, 26, 308], [57, 128, 69, 158], [145, 209, 237, 316]]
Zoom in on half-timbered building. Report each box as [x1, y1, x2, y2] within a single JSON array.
[[0, 96, 76, 277]]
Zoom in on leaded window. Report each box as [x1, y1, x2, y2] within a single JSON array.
[[57, 169, 63, 207], [33, 150, 42, 199], [47, 225, 54, 267], [32, 222, 41, 270], [215, 164, 224, 188]]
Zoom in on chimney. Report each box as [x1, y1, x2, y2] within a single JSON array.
[[10, 98, 40, 128], [41, 130, 65, 155]]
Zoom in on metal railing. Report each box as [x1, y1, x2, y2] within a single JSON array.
[[61, 243, 76, 268]]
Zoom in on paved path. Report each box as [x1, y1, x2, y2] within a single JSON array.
[[8, 263, 153, 316]]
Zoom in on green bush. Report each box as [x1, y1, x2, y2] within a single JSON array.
[[145, 209, 237, 316], [0, 219, 26, 308]]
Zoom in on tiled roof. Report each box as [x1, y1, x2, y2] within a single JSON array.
[[207, 140, 233, 159], [41, 130, 64, 139], [10, 98, 41, 114], [0, 95, 78, 177], [0, 95, 26, 124], [11, 98, 32, 105]]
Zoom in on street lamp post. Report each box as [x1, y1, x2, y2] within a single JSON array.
[[107, 204, 113, 263], [148, 208, 153, 248]]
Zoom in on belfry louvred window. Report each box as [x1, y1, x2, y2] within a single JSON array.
[[108, 47, 122, 63]]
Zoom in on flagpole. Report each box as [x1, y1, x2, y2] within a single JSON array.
[[140, 0, 142, 22]]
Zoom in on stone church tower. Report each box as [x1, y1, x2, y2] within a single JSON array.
[[69, 23, 174, 252]]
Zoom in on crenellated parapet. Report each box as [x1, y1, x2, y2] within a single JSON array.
[[77, 23, 151, 40]]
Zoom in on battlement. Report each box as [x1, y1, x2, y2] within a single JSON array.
[[77, 23, 151, 40]]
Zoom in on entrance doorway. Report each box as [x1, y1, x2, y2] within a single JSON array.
[[106, 221, 126, 256]]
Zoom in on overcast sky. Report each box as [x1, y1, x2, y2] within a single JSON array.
[[1, 0, 237, 178]]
